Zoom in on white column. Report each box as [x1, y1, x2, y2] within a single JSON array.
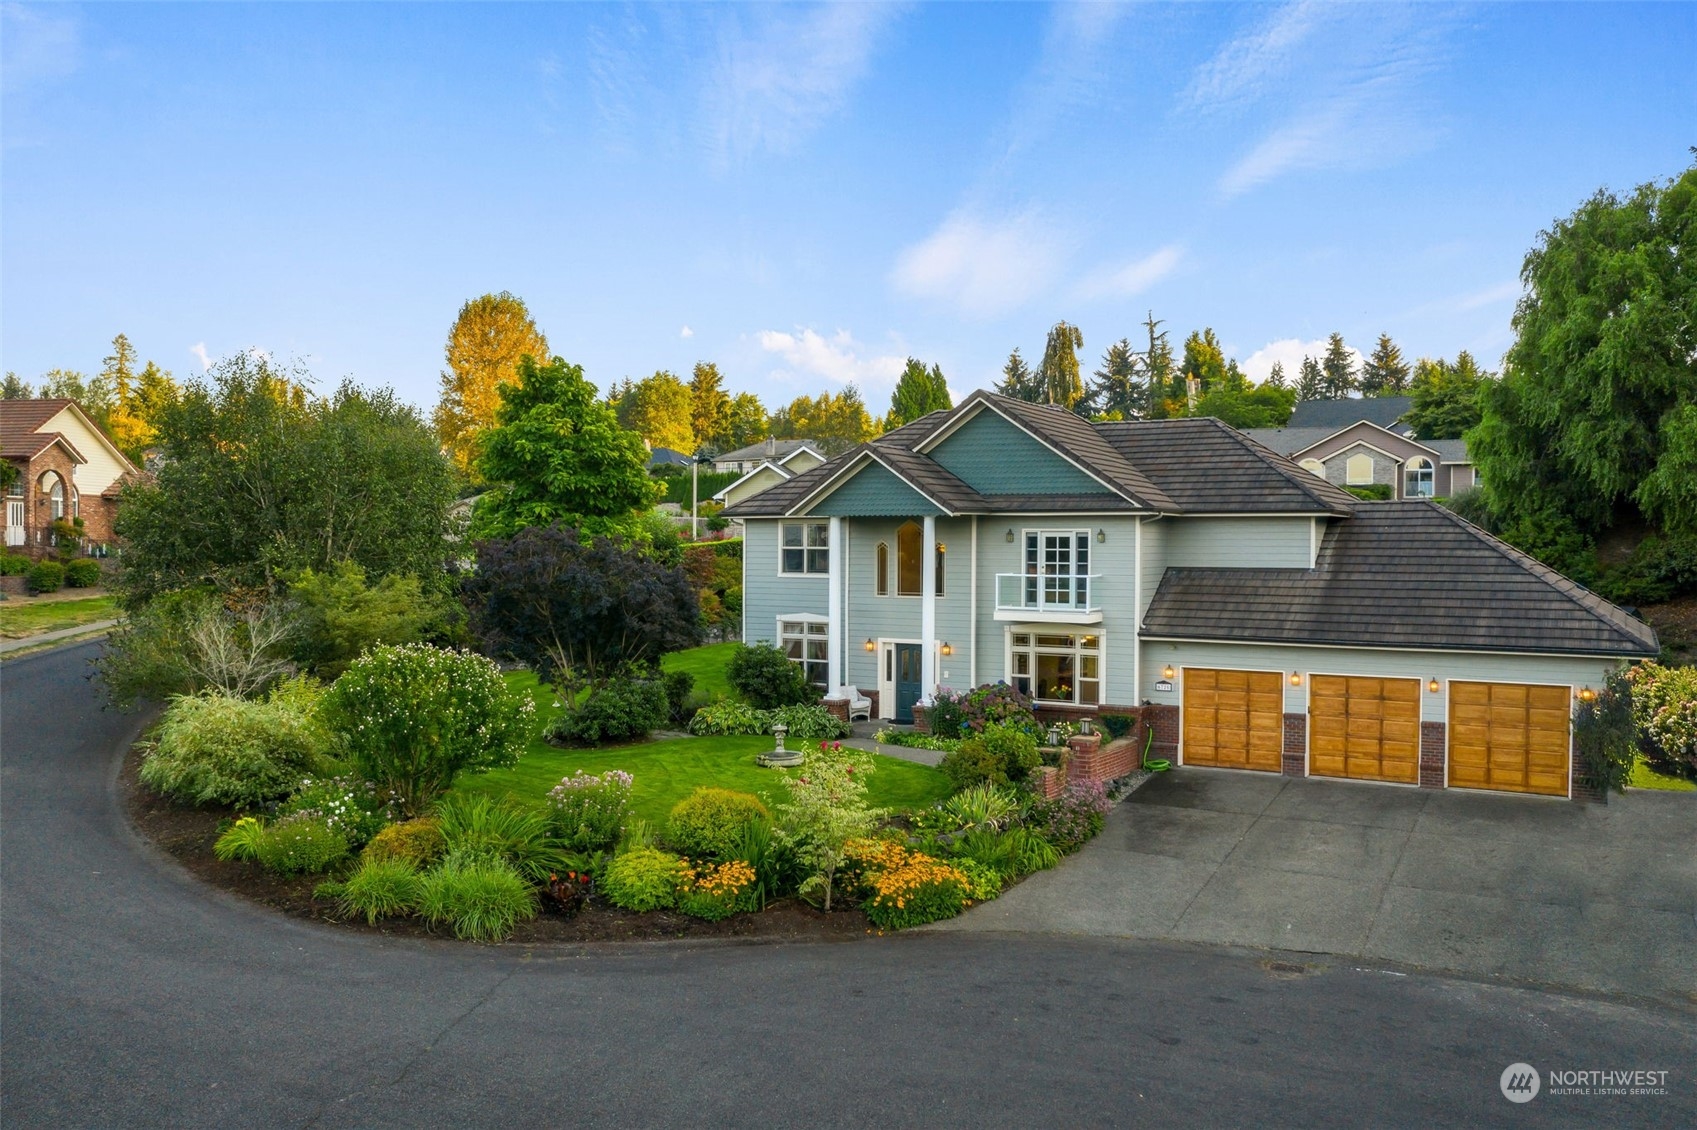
[[968, 516, 978, 687], [921, 513, 937, 700], [827, 516, 843, 694]]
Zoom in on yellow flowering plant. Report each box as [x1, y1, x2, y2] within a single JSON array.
[[677, 858, 759, 920]]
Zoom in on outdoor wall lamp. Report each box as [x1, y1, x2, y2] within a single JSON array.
[[940, 641, 953, 656], [1162, 664, 1176, 679], [1428, 678, 1441, 693], [1096, 528, 1105, 543], [1289, 672, 1303, 687], [864, 638, 876, 652], [1578, 686, 1597, 703], [1005, 528, 1014, 542]]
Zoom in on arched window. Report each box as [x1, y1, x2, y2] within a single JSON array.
[[934, 542, 946, 597], [40, 472, 65, 520], [896, 521, 922, 596], [1298, 458, 1325, 478], [875, 542, 889, 595], [1345, 453, 1375, 486], [1405, 457, 1435, 498], [70, 488, 80, 519]]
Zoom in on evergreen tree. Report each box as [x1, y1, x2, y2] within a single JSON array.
[[1320, 333, 1357, 398], [1179, 328, 1229, 397], [1360, 333, 1411, 396], [432, 292, 551, 479], [1295, 356, 1325, 402], [996, 347, 1042, 402], [1039, 321, 1085, 410], [1142, 312, 1181, 418], [885, 358, 952, 429], [1265, 360, 1288, 389], [100, 335, 179, 460], [1405, 353, 1491, 440], [3, 373, 34, 399], [689, 362, 731, 450], [1086, 339, 1142, 419]]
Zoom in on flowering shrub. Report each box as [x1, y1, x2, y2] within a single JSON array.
[[546, 770, 633, 851], [322, 644, 534, 815], [941, 721, 1041, 789], [600, 847, 688, 911], [678, 859, 759, 920], [861, 850, 970, 930], [277, 775, 395, 847], [688, 701, 849, 741], [775, 748, 881, 910], [1625, 662, 1697, 778], [543, 869, 593, 917], [1028, 780, 1111, 853], [364, 816, 447, 867], [666, 788, 769, 861], [252, 812, 350, 875], [926, 682, 1037, 740]]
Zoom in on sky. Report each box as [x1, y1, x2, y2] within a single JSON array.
[[3, 2, 1693, 416]]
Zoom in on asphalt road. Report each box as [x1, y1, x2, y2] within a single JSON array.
[[3, 640, 1693, 1128]]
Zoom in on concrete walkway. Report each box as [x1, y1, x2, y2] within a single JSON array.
[[933, 768, 1697, 1003], [0, 618, 119, 655]]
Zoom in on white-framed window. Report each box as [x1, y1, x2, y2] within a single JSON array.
[[1404, 457, 1435, 498], [780, 522, 829, 574], [1023, 529, 1090, 607], [778, 617, 829, 688], [41, 473, 65, 520], [1299, 458, 1325, 477], [1345, 453, 1374, 486], [70, 489, 79, 519], [875, 542, 889, 595], [1009, 630, 1102, 705]]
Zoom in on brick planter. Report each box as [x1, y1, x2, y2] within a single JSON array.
[[1065, 732, 1137, 784], [1028, 765, 1065, 800], [912, 704, 930, 734]]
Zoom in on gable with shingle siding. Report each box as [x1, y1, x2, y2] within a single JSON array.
[[926, 408, 1111, 496]]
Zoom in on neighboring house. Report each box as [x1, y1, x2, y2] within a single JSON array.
[[712, 460, 796, 511], [1, 398, 137, 556], [647, 446, 695, 470], [1245, 397, 1475, 499], [712, 438, 825, 476], [723, 390, 1655, 800]]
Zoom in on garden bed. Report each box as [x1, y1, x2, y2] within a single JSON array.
[[122, 741, 872, 944]]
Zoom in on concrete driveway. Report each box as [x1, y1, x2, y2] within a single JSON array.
[[936, 769, 1697, 1003]]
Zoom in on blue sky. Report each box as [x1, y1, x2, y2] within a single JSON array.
[[3, 2, 1692, 415]]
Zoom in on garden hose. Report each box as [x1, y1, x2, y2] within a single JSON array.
[[1142, 724, 1171, 773]]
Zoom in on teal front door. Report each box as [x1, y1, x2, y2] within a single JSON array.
[[894, 644, 923, 724]]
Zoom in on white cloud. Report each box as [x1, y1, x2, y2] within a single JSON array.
[[680, 325, 695, 339], [189, 343, 212, 371], [1076, 244, 1184, 300], [756, 327, 905, 390], [1240, 337, 1362, 385], [997, 2, 1131, 161], [1181, 1, 1327, 113], [891, 209, 1071, 319], [701, 4, 898, 168]]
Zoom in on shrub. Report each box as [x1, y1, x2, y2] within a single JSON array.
[[688, 699, 765, 735], [678, 859, 760, 920], [435, 793, 570, 882], [774, 747, 881, 910], [667, 788, 770, 861], [873, 729, 962, 753], [336, 856, 424, 924], [950, 827, 1059, 880], [140, 691, 334, 809], [768, 704, 851, 741], [727, 643, 817, 709], [600, 847, 687, 911], [927, 682, 1037, 740], [547, 679, 668, 745], [0, 553, 30, 576], [64, 558, 103, 587], [1343, 483, 1393, 501], [417, 853, 538, 941], [1597, 535, 1697, 607], [661, 669, 696, 725], [213, 816, 268, 862], [1029, 781, 1112, 853], [940, 721, 1040, 788], [951, 857, 1004, 901], [285, 562, 448, 678], [687, 700, 848, 740], [276, 775, 395, 848], [545, 769, 633, 852], [322, 643, 534, 815], [939, 783, 1021, 833], [252, 813, 350, 875], [364, 816, 447, 867], [1099, 713, 1138, 741], [26, 560, 64, 593], [1573, 673, 1637, 795], [938, 743, 1007, 790], [862, 851, 970, 930], [1624, 663, 1697, 779]]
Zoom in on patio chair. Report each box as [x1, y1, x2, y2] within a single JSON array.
[[838, 685, 872, 722]]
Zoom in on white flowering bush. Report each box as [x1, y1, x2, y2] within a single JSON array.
[[322, 644, 534, 815], [545, 769, 633, 851], [1625, 662, 1697, 777], [276, 775, 397, 847]]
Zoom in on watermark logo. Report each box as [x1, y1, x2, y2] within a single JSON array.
[[1501, 1063, 1541, 1103]]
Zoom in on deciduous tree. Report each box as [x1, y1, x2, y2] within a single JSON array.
[[885, 358, 952, 429], [1405, 353, 1491, 440], [432, 292, 551, 478], [772, 386, 877, 455], [625, 370, 696, 452], [721, 392, 769, 449]]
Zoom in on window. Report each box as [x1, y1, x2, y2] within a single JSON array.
[[779, 619, 828, 688], [781, 522, 829, 574], [934, 542, 946, 597], [70, 489, 79, 519], [1023, 530, 1090, 608], [1345, 453, 1375, 485], [896, 520, 922, 595], [1009, 631, 1101, 705], [875, 542, 889, 595], [1404, 457, 1434, 498], [41, 473, 65, 520], [6, 474, 21, 497], [1299, 458, 1325, 478]]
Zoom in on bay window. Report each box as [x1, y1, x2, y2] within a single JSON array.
[[1009, 631, 1102, 705]]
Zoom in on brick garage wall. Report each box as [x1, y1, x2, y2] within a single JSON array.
[[1282, 713, 1307, 777], [1419, 722, 1446, 789], [77, 493, 118, 547], [1143, 704, 1180, 765]]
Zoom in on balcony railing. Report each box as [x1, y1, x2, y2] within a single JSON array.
[[995, 572, 1103, 616]]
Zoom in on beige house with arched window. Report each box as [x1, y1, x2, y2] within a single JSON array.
[[1, 398, 137, 556]]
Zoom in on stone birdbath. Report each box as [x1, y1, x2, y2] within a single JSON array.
[[759, 721, 804, 768]]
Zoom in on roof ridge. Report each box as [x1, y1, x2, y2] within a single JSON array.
[[1412, 501, 1656, 651], [1214, 420, 1357, 515]]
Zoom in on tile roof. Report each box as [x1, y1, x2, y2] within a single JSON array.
[[716, 437, 821, 463], [1287, 395, 1412, 431], [1, 398, 81, 461], [1426, 438, 1471, 463], [1237, 426, 1348, 456], [1097, 417, 1357, 515], [1141, 501, 1658, 657], [983, 396, 1176, 510]]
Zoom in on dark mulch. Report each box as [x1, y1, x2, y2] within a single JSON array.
[[120, 743, 874, 946]]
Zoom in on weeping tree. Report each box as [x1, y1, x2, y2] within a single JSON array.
[[1039, 321, 1085, 410]]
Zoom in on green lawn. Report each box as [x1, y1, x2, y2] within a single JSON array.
[[466, 670, 950, 823], [0, 594, 118, 640], [661, 641, 740, 701], [1629, 757, 1697, 792]]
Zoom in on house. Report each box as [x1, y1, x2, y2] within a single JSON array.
[[647, 446, 695, 470], [722, 390, 1656, 800], [712, 438, 825, 476], [1244, 397, 1476, 499], [1, 398, 137, 556], [712, 460, 797, 510]]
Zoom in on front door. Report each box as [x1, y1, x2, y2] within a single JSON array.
[[894, 644, 923, 724], [5, 499, 23, 547]]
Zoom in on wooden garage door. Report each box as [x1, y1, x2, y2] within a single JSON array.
[[1449, 682, 1570, 796], [1309, 675, 1421, 783], [1182, 668, 1283, 772]]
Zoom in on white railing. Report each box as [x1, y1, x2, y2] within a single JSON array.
[[995, 572, 1102, 614]]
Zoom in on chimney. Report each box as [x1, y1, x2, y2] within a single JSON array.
[[765, 436, 775, 456]]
